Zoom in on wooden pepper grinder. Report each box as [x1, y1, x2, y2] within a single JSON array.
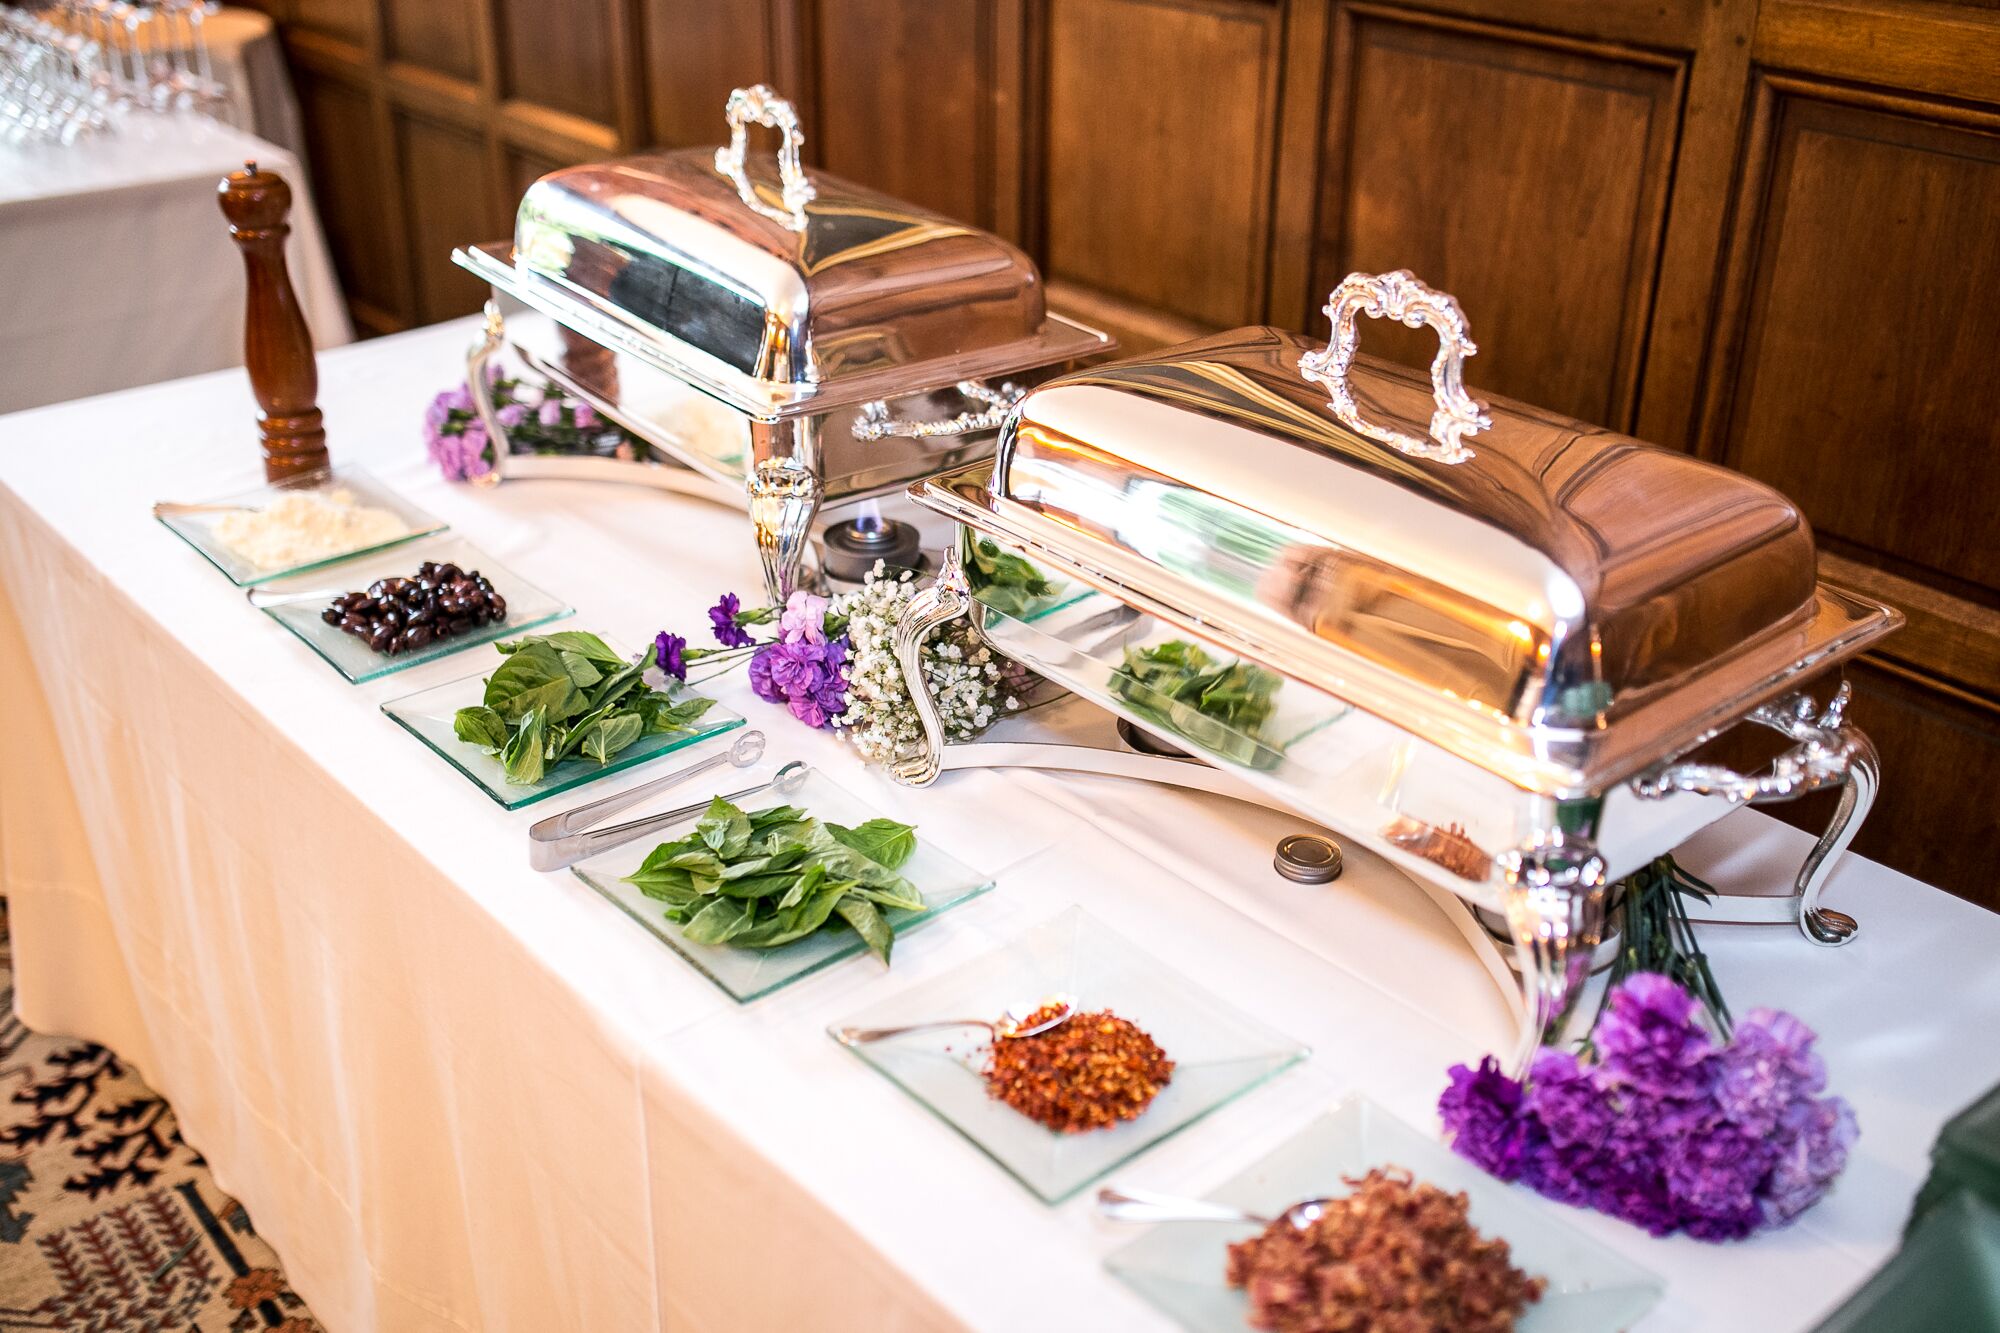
[[218, 161, 328, 481]]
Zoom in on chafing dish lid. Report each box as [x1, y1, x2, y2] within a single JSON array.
[[929, 271, 1899, 797], [472, 85, 1105, 421]]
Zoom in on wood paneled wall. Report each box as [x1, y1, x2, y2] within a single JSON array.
[[249, 0, 2000, 908]]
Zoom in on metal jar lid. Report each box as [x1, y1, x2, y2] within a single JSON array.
[[1275, 834, 1343, 884]]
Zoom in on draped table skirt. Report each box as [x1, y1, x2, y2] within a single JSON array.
[[2, 321, 1997, 1331]]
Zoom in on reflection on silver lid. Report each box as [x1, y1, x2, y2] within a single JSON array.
[[479, 86, 1106, 420], [913, 272, 1900, 796]]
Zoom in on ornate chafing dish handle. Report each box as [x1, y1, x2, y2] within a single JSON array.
[[1297, 270, 1492, 465], [850, 381, 1025, 442], [1630, 683, 1875, 946], [714, 84, 815, 232], [888, 543, 975, 786]]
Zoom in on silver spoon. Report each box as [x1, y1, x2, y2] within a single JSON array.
[[1096, 1186, 1337, 1230], [532, 747, 800, 872], [831, 992, 1078, 1047]]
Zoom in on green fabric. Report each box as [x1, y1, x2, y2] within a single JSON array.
[[1817, 1191, 2000, 1332]]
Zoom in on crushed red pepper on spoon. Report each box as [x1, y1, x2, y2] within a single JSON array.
[[981, 1003, 1174, 1133]]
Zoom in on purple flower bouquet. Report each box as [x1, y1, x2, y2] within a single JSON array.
[[1440, 974, 1856, 1240]]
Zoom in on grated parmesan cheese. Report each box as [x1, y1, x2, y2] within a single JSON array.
[[212, 488, 409, 572]]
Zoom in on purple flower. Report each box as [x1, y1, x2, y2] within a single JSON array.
[[497, 402, 528, 428], [1440, 1057, 1539, 1182], [747, 644, 783, 703], [424, 385, 493, 480], [739, 630, 847, 730], [1593, 972, 1717, 1100], [1716, 1009, 1826, 1136], [1664, 1121, 1772, 1226], [654, 632, 687, 681], [539, 398, 565, 427], [1437, 975, 1855, 1242], [709, 593, 754, 648], [766, 639, 825, 695], [779, 590, 829, 644], [571, 401, 600, 430], [1526, 1047, 1613, 1152], [1761, 1096, 1857, 1226]]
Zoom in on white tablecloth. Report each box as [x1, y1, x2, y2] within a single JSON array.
[[0, 109, 349, 415], [1, 319, 1996, 1332]]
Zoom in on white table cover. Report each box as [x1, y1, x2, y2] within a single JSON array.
[[1, 319, 1996, 1332], [0, 109, 349, 415]]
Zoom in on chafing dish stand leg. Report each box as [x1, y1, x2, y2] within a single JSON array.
[[1498, 824, 1609, 1075], [1631, 683, 1874, 946], [748, 451, 823, 602]]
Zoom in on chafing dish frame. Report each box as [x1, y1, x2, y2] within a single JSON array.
[[449, 85, 1112, 600], [888, 270, 1901, 1070]]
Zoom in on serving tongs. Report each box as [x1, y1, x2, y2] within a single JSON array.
[[528, 729, 803, 871]]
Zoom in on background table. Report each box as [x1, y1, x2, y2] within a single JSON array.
[[0, 108, 348, 415], [2, 319, 1997, 1331]]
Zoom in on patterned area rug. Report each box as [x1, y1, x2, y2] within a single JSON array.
[[0, 902, 320, 1331]]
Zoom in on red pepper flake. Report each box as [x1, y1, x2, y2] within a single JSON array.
[[981, 1004, 1173, 1133]]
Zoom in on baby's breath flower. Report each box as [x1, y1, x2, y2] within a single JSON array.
[[830, 560, 1036, 764]]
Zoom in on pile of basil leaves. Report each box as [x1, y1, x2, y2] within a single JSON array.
[[1111, 639, 1282, 769], [624, 797, 925, 963], [452, 631, 715, 785]]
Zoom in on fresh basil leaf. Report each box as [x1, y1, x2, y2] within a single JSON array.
[[627, 868, 699, 906], [485, 643, 580, 723], [680, 896, 753, 944], [452, 705, 508, 751], [500, 705, 548, 785], [715, 871, 800, 901], [551, 700, 617, 761], [559, 650, 604, 689], [824, 817, 917, 871], [749, 804, 809, 830], [635, 693, 716, 735], [530, 630, 624, 667], [695, 796, 753, 858], [798, 825, 914, 891], [775, 861, 826, 911], [732, 874, 851, 949], [585, 656, 649, 710], [580, 711, 643, 765], [665, 847, 726, 878], [834, 894, 895, 964], [852, 878, 926, 914]]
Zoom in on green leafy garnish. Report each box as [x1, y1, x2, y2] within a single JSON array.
[[963, 537, 1064, 618], [624, 798, 923, 964], [1110, 639, 1282, 769], [451, 632, 717, 785]]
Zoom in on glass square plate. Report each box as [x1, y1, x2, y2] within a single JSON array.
[[570, 765, 993, 1001], [827, 907, 1308, 1203], [380, 645, 744, 810], [1104, 1095, 1665, 1332], [156, 466, 448, 585], [252, 537, 573, 683]]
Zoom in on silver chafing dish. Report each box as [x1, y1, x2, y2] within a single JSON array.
[[891, 270, 1901, 1062], [452, 85, 1110, 598]]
